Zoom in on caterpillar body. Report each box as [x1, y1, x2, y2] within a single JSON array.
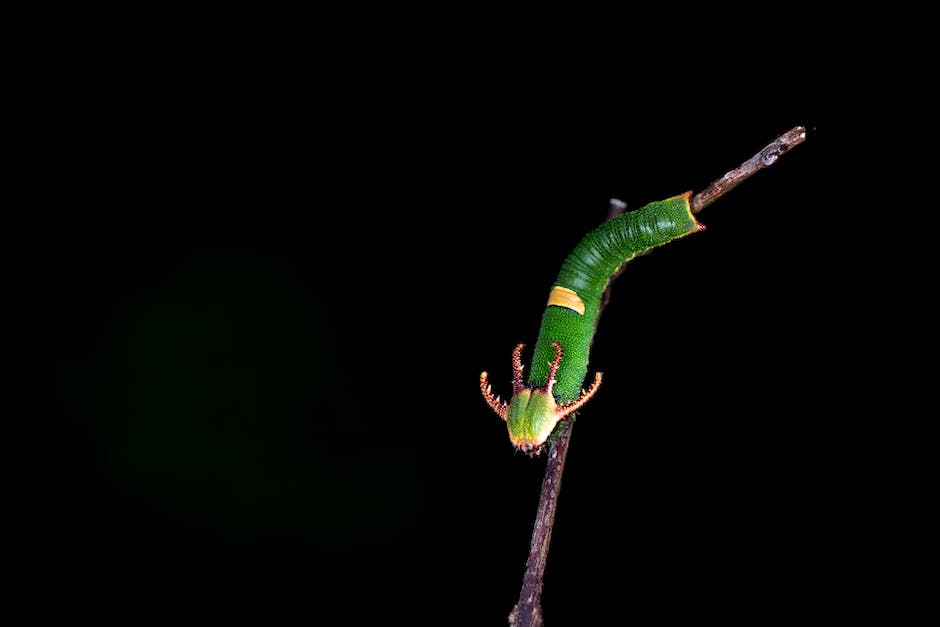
[[480, 192, 703, 453]]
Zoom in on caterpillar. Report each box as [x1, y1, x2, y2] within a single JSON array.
[[480, 192, 703, 453]]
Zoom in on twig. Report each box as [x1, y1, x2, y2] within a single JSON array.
[[690, 125, 806, 214], [508, 419, 573, 627], [509, 126, 807, 627]]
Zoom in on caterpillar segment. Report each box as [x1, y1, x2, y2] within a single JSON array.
[[481, 192, 702, 453]]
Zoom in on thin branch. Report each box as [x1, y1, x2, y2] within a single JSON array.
[[509, 126, 807, 627], [606, 197, 628, 220], [690, 125, 806, 214], [508, 421, 573, 627]]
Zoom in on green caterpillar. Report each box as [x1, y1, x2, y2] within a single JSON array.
[[480, 192, 703, 453]]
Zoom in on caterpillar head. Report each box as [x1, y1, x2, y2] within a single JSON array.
[[480, 342, 602, 454]]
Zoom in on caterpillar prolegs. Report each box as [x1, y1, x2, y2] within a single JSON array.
[[480, 192, 703, 453]]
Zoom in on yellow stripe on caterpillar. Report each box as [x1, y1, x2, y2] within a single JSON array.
[[546, 286, 585, 315]]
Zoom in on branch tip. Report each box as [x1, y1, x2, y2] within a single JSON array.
[[690, 125, 806, 214]]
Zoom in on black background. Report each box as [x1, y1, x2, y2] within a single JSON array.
[[21, 21, 860, 625]]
